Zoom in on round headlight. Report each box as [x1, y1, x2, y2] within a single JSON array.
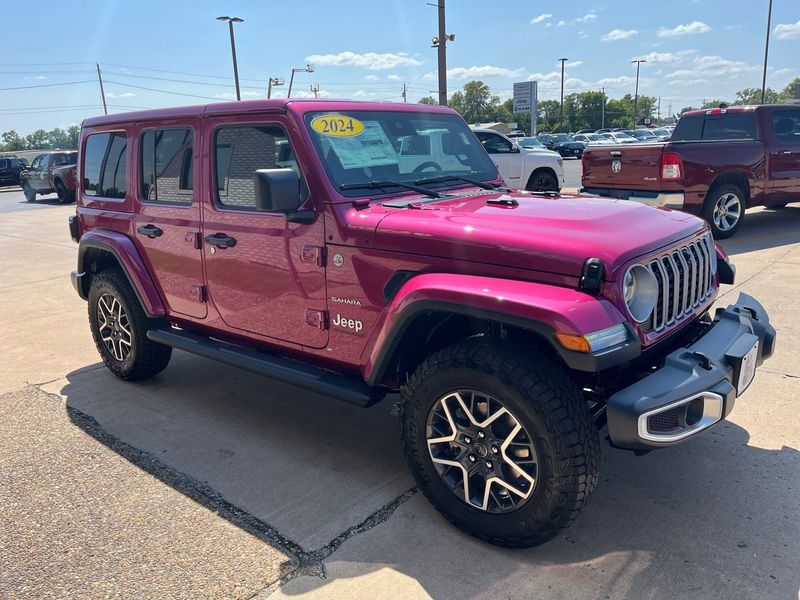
[[624, 264, 659, 323]]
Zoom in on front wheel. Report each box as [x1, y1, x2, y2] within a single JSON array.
[[703, 184, 745, 239], [526, 169, 559, 192], [88, 269, 172, 380], [400, 339, 599, 547]]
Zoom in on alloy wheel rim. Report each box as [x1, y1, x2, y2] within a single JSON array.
[[96, 293, 132, 361], [713, 193, 741, 232], [426, 390, 538, 513]]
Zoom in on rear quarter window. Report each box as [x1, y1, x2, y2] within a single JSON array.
[[83, 132, 128, 199]]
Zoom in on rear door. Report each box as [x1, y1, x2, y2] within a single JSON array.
[[132, 124, 206, 319], [767, 108, 800, 202]]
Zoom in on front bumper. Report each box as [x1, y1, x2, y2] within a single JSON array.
[[606, 293, 776, 450]]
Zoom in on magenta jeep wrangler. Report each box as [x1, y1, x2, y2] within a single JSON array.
[[68, 100, 775, 547]]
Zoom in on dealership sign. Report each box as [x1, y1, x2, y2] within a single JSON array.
[[513, 81, 538, 134]]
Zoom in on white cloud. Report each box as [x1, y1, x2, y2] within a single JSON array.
[[446, 65, 524, 79], [565, 60, 583, 68], [353, 90, 369, 97], [602, 28, 638, 41], [633, 50, 696, 64], [578, 30, 588, 39], [214, 91, 260, 99], [666, 55, 758, 80], [774, 20, 800, 40], [530, 13, 552, 24], [386, 74, 401, 81], [657, 21, 711, 37], [105, 91, 136, 98], [556, 20, 566, 27], [575, 13, 597, 23], [304, 51, 422, 70], [545, 22, 553, 28], [364, 74, 379, 81], [292, 89, 331, 98], [596, 75, 637, 87]]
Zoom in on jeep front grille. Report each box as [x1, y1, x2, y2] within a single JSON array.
[[646, 234, 714, 332]]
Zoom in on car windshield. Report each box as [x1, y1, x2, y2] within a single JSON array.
[[304, 110, 498, 198], [554, 134, 573, 143], [585, 134, 603, 141], [517, 137, 543, 148], [615, 132, 635, 139], [633, 130, 655, 138]]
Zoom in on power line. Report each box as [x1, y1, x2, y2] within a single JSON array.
[[0, 80, 94, 91], [102, 80, 223, 101]]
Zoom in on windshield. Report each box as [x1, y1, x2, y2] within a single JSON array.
[[585, 134, 602, 141], [633, 130, 654, 138], [554, 134, 573, 143], [615, 132, 635, 139], [517, 137, 543, 147], [304, 110, 498, 197]]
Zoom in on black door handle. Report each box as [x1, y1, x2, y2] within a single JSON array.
[[136, 224, 163, 238], [204, 233, 237, 248]]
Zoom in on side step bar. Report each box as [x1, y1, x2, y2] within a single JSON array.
[[147, 328, 385, 407]]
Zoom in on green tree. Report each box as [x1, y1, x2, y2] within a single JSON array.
[[49, 128, 71, 148], [418, 96, 437, 105], [734, 87, 781, 105], [448, 80, 502, 124], [25, 129, 51, 149], [1, 130, 28, 151], [536, 99, 560, 132], [66, 125, 80, 148], [781, 77, 800, 101], [702, 99, 730, 109]]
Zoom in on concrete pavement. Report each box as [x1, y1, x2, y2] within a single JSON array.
[[0, 186, 797, 599]]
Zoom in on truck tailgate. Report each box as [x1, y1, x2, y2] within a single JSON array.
[[582, 144, 665, 191]]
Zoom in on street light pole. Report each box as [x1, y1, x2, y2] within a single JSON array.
[[558, 58, 568, 131], [217, 16, 244, 101], [287, 64, 314, 98], [761, 0, 773, 104], [631, 59, 646, 128], [430, 0, 455, 107], [267, 77, 284, 99]]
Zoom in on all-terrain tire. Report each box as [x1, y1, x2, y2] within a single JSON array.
[[88, 269, 172, 380], [703, 183, 746, 239], [55, 180, 74, 203], [23, 181, 36, 202], [400, 338, 599, 548], [525, 169, 559, 192]]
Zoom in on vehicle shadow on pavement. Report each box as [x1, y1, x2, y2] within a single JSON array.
[[57, 354, 799, 599], [721, 205, 800, 256]]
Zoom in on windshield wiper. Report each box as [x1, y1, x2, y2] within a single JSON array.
[[413, 174, 496, 190], [339, 180, 442, 198]]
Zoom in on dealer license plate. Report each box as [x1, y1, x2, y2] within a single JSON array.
[[737, 341, 759, 395]]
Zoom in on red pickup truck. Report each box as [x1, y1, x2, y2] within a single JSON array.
[[581, 105, 800, 238], [21, 150, 78, 203]]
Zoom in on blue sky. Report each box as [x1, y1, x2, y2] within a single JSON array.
[[1, 0, 798, 135]]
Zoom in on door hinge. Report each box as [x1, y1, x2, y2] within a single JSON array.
[[189, 284, 206, 303], [185, 231, 202, 250], [300, 245, 326, 267], [305, 309, 327, 330]]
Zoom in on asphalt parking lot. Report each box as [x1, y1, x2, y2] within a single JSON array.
[[1, 185, 798, 599]]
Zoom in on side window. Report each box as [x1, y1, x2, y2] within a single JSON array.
[[84, 132, 127, 198], [400, 134, 432, 156], [40, 155, 50, 169], [0, 159, 7, 170], [772, 110, 800, 144], [30, 156, 42, 170], [214, 124, 305, 210], [52, 154, 67, 166], [702, 114, 756, 140], [477, 132, 513, 154], [140, 127, 194, 204]]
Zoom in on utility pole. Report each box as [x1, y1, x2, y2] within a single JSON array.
[[402, 82, 407, 103], [601, 86, 605, 129], [310, 83, 320, 99], [668, 103, 672, 121], [216, 16, 244, 101], [631, 59, 646, 128], [431, 0, 454, 107], [761, 0, 773, 104], [558, 58, 568, 131], [95, 63, 107, 115], [288, 64, 314, 98], [657, 96, 661, 123]]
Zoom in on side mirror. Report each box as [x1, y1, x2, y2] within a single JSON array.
[[254, 168, 302, 212]]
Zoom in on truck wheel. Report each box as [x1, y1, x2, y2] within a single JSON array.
[[703, 184, 745, 239], [400, 339, 599, 547], [526, 169, 559, 192], [22, 181, 36, 202], [88, 269, 172, 380], [55, 181, 74, 203]]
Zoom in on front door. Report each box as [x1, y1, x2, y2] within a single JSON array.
[[475, 131, 523, 187], [132, 124, 206, 318], [768, 109, 800, 203], [29, 154, 48, 191], [201, 117, 328, 348]]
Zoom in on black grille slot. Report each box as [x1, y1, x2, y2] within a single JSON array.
[[647, 406, 684, 433], [383, 270, 417, 302]]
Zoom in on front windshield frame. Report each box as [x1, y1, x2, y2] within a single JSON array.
[[554, 133, 574, 143], [303, 110, 499, 198]]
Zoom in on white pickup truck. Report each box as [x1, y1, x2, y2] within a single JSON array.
[[470, 128, 565, 192]]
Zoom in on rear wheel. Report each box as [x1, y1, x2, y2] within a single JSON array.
[[703, 184, 745, 239], [400, 339, 599, 547], [55, 180, 74, 203], [22, 181, 36, 202], [88, 269, 172, 380], [525, 169, 559, 192]]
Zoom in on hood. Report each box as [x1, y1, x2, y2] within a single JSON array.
[[371, 190, 703, 279], [520, 147, 560, 157]]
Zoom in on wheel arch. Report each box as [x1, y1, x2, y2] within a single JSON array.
[[76, 232, 166, 317], [525, 166, 559, 191], [706, 171, 751, 207]]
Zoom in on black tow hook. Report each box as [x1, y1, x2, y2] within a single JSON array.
[[692, 351, 713, 370]]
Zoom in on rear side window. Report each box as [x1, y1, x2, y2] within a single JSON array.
[[84, 132, 127, 198], [140, 127, 194, 204], [0, 159, 7, 169], [213, 124, 304, 210], [772, 110, 800, 143], [672, 113, 756, 141]]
